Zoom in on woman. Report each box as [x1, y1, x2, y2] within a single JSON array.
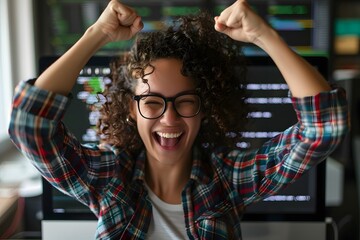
[[9, 0, 348, 239]]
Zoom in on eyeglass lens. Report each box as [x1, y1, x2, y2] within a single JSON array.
[[137, 94, 201, 119]]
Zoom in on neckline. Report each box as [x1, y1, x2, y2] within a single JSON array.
[[144, 183, 183, 211]]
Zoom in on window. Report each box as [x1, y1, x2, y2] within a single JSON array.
[[0, 0, 13, 147]]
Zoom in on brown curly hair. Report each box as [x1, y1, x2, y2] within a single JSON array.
[[98, 11, 249, 153]]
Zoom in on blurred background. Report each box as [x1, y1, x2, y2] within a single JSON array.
[[0, 0, 359, 239]]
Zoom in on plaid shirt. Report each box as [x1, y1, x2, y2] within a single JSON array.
[[9, 80, 349, 239]]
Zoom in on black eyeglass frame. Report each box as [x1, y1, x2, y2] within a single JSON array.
[[133, 91, 202, 119]]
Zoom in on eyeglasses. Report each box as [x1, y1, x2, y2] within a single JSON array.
[[133, 92, 201, 119]]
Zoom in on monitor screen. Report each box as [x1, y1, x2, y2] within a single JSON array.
[[240, 56, 327, 221], [36, 0, 331, 57], [39, 55, 327, 222], [212, 0, 331, 56]]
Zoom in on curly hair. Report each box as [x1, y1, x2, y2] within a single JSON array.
[[98, 11, 249, 153]]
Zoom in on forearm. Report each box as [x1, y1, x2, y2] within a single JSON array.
[[214, 0, 331, 98], [34, 0, 143, 96], [34, 25, 109, 96], [255, 28, 331, 98]]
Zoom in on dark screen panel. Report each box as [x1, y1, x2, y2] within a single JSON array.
[[240, 57, 326, 220], [40, 56, 326, 221], [35, 0, 331, 56]]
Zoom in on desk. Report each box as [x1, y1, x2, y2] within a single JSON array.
[[0, 195, 19, 235]]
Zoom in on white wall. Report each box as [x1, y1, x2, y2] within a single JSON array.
[[0, 0, 13, 149], [8, 0, 36, 85]]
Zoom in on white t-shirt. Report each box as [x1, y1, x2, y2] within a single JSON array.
[[145, 184, 188, 240]]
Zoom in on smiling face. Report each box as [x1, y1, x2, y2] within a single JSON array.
[[130, 58, 203, 167]]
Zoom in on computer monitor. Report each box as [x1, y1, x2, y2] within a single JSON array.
[[212, 0, 331, 57], [240, 56, 327, 221], [36, 0, 332, 57], [39, 55, 328, 239]]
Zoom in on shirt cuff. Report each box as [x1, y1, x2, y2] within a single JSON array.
[[12, 79, 71, 121], [291, 87, 348, 123]]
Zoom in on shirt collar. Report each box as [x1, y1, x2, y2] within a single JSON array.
[[132, 149, 147, 182], [189, 147, 212, 184]]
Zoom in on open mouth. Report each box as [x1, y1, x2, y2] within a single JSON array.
[[154, 132, 183, 148]]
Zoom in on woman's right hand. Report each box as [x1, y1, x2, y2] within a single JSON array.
[[34, 0, 143, 95], [92, 0, 143, 43]]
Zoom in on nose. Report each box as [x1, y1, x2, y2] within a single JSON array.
[[160, 102, 180, 124]]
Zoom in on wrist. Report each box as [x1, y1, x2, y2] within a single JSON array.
[[253, 27, 282, 52], [84, 24, 111, 50]]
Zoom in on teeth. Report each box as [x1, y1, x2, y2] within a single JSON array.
[[156, 132, 182, 138]]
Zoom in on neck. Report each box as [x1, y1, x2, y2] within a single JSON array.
[[145, 153, 192, 204]]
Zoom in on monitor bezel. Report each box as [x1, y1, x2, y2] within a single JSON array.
[[40, 55, 328, 222]]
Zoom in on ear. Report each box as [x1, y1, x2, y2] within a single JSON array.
[[129, 100, 137, 121], [200, 111, 206, 120]]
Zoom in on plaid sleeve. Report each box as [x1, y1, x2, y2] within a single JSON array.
[[8, 79, 116, 214], [219, 87, 349, 205]]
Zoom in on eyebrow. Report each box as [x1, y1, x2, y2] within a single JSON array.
[[139, 89, 198, 98]]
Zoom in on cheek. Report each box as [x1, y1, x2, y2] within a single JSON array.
[[187, 117, 203, 136], [136, 118, 153, 141]]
